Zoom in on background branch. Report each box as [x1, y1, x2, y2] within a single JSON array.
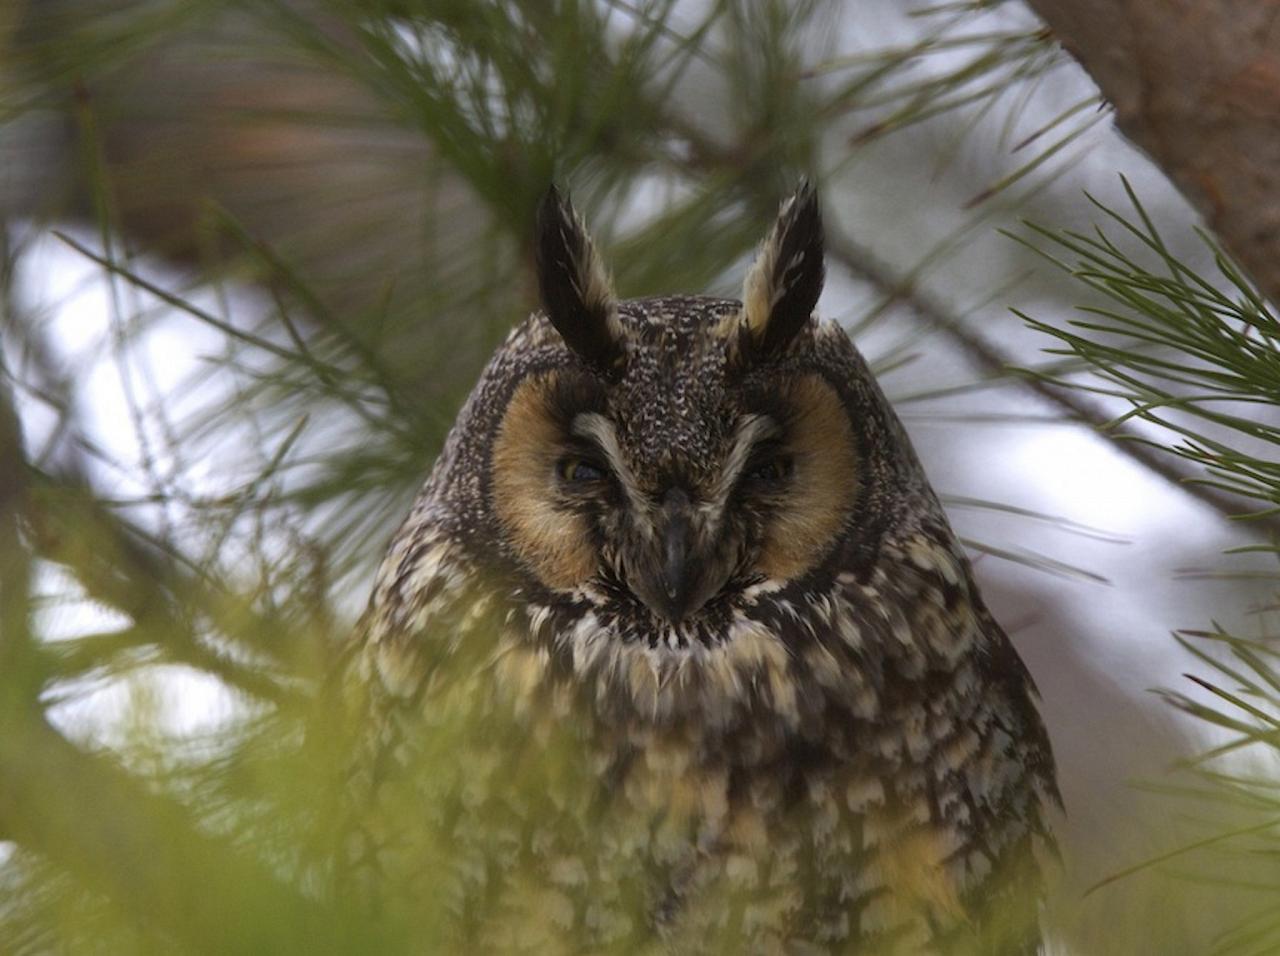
[[826, 233, 1280, 535], [1024, 0, 1280, 309]]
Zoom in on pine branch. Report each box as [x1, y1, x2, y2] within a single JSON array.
[[0, 710, 386, 955], [0, 232, 40, 704], [0, 323, 373, 952], [26, 469, 307, 707], [1024, 0, 1280, 310], [824, 232, 1280, 535]]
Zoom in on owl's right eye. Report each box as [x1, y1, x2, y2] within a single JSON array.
[[557, 456, 609, 485]]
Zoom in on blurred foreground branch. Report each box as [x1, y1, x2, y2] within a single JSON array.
[[0, 711, 378, 956], [0, 337, 372, 953]]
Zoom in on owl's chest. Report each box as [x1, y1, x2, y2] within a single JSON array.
[[398, 655, 975, 953], [359, 582, 1043, 953]]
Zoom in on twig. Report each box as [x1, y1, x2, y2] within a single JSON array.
[[826, 234, 1280, 538]]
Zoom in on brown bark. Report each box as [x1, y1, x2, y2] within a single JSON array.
[[1025, 0, 1280, 307]]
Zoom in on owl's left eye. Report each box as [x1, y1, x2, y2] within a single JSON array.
[[745, 455, 794, 486], [558, 456, 609, 484]]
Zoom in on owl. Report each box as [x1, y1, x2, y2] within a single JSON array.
[[346, 183, 1059, 955]]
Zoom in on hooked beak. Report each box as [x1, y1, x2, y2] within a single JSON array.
[[660, 492, 693, 619], [634, 487, 706, 623]]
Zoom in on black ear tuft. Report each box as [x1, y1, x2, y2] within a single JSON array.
[[739, 181, 825, 357], [534, 186, 623, 375]]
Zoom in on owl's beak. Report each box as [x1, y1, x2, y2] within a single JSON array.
[[660, 502, 693, 618], [649, 488, 701, 622], [629, 487, 724, 623]]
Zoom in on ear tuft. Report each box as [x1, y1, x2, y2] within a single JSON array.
[[739, 181, 825, 356], [535, 186, 624, 375]]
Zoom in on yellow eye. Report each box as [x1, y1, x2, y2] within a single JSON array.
[[558, 457, 608, 484]]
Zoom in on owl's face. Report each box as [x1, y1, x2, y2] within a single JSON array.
[[491, 297, 859, 634], [380, 185, 978, 720], [449, 185, 898, 650]]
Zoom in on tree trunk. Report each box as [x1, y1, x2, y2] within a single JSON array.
[[1025, 0, 1280, 307]]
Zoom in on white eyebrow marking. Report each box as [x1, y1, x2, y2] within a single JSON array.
[[571, 412, 649, 516], [705, 414, 781, 510], [571, 412, 779, 534]]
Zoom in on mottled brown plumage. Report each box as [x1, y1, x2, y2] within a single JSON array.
[[346, 184, 1058, 953]]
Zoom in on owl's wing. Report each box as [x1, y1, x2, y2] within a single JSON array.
[[817, 526, 1058, 954], [336, 515, 509, 904]]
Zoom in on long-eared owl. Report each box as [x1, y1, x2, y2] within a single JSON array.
[[348, 183, 1059, 954]]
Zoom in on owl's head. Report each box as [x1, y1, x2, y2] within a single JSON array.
[[439, 184, 919, 648]]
